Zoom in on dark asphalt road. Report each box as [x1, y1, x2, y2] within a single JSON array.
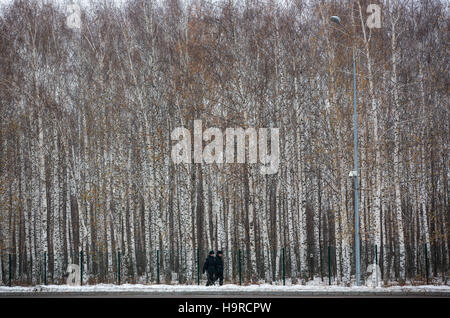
[[1, 290, 448, 297]]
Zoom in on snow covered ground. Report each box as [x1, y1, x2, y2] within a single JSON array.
[[0, 283, 449, 296]]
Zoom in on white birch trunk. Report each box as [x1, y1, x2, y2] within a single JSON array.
[[52, 125, 62, 280], [38, 113, 48, 261], [248, 172, 257, 281], [287, 151, 298, 280], [82, 113, 91, 277], [358, 2, 382, 274], [260, 180, 271, 282], [339, 157, 351, 285], [418, 65, 432, 276], [391, 18, 406, 280]]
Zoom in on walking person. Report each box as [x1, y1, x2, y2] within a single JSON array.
[[215, 250, 224, 286], [202, 250, 216, 286]]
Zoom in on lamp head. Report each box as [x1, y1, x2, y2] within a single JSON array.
[[330, 16, 342, 25]]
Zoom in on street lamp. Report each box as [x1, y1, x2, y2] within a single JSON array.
[[330, 16, 342, 25], [330, 15, 361, 286]]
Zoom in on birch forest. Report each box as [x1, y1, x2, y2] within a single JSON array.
[[0, 0, 448, 286]]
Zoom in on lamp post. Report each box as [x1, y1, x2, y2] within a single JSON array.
[[330, 15, 360, 286]]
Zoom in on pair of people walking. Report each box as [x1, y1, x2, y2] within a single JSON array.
[[202, 250, 224, 286]]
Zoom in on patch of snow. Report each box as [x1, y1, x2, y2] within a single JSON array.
[[0, 283, 448, 293]]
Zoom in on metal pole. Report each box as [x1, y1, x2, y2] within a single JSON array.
[[329, 16, 360, 286], [8, 253, 11, 287], [197, 248, 200, 285], [117, 250, 121, 285], [157, 250, 160, 284], [328, 246, 331, 286], [375, 244, 378, 287], [282, 247, 285, 286], [238, 249, 242, 286], [43, 252, 47, 285], [79, 251, 83, 286], [425, 244, 429, 284], [352, 50, 360, 287], [179, 246, 182, 283]]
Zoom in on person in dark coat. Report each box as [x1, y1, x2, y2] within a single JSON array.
[[202, 250, 216, 286], [215, 250, 224, 286]]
